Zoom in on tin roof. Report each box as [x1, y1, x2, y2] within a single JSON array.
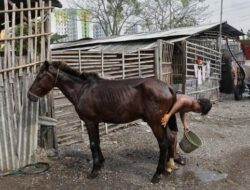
[[51, 22, 244, 51]]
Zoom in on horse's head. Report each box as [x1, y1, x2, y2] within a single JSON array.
[[28, 61, 59, 102]]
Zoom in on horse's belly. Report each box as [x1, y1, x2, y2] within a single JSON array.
[[97, 103, 142, 124]]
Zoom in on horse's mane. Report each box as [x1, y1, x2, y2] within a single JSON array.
[[51, 61, 101, 82]]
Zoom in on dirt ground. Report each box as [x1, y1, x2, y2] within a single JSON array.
[[1, 94, 250, 190]]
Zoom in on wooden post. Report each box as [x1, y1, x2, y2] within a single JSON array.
[[155, 40, 162, 80], [138, 49, 141, 77], [78, 50, 82, 72], [101, 49, 104, 76], [122, 50, 125, 79], [182, 41, 187, 94]]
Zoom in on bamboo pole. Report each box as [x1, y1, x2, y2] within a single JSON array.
[[19, 2, 24, 76], [3, 0, 9, 79], [34, 2, 38, 72], [11, 4, 16, 78], [27, 0, 33, 74], [0, 33, 51, 42], [0, 6, 53, 14], [40, 1, 45, 62], [0, 61, 43, 73], [46, 1, 52, 61]]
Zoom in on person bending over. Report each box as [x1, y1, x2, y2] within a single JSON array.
[[162, 94, 212, 172]]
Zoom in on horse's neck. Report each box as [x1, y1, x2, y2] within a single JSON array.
[[55, 73, 83, 106]]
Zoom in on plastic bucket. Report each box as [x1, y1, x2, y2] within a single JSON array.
[[179, 131, 202, 153]]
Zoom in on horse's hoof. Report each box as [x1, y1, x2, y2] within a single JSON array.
[[151, 175, 161, 184], [87, 170, 99, 179]]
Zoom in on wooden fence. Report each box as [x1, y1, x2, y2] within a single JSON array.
[[0, 1, 52, 172], [51, 41, 174, 146], [185, 41, 221, 100]]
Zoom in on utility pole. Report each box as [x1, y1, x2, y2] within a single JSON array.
[[219, 0, 223, 53]]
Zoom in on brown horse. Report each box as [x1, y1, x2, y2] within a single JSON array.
[[28, 61, 176, 183]]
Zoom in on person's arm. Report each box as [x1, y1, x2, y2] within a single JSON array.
[[179, 112, 189, 132], [161, 98, 185, 125]]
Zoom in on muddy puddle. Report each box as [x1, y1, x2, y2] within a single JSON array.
[[172, 166, 228, 183]]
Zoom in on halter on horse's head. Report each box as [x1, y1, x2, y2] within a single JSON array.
[[28, 61, 60, 102]]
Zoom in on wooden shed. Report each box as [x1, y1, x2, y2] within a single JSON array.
[[50, 22, 243, 146]]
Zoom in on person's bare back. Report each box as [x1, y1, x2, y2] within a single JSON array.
[[161, 94, 202, 127]]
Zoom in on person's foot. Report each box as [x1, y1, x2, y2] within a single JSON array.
[[174, 155, 186, 165], [165, 158, 178, 173]]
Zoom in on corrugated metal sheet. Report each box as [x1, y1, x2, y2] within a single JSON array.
[[53, 37, 188, 54], [51, 22, 243, 51], [86, 42, 157, 53]]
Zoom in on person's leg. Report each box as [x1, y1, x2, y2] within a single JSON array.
[[165, 115, 178, 172], [168, 115, 186, 166]]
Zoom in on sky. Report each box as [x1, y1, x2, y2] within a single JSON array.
[[204, 0, 250, 32], [60, 0, 250, 33]]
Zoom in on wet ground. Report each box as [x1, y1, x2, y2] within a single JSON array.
[[0, 94, 250, 190]]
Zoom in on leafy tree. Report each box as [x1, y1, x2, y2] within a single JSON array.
[[71, 0, 142, 36], [140, 0, 208, 32]]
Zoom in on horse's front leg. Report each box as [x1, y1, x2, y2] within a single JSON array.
[[85, 121, 105, 178], [149, 122, 171, 183]]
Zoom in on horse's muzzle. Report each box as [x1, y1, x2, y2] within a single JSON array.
[[27, 91, 39, 102]]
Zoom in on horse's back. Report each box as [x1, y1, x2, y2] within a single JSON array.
[[77, 77, 175, 124]]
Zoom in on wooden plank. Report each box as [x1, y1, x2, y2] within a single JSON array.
[[7, 81, 18, 169], [0, 87, 8, 170], [0, 58, 3, 87], [2, 80, 11, 170], [13, 74, 22, 167]]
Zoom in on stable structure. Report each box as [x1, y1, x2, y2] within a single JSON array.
[[0, 0, 59, 172], [51, 22, 243, 146]]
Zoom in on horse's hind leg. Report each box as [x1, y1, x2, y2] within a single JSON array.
[[149, 122, 171, 183], [85, 121, 105, 178]]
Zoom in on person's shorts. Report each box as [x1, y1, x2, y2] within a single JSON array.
[[168, 114, 178, 132]]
